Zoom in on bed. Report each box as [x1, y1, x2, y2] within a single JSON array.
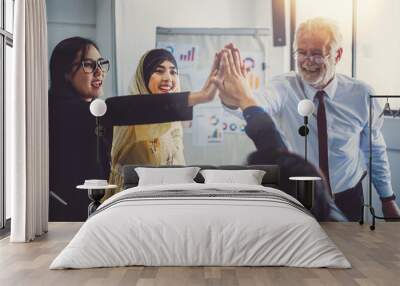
[[50, 165, 350, 269]]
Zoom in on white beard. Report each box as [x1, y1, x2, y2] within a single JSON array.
[[299, 60, 336, 89]]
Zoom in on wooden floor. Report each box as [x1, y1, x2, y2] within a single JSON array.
[[0, 222, 399, 286]]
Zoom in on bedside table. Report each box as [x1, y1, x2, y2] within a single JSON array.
[[289, 176, 321, 210], [76, 184, 117, 217]]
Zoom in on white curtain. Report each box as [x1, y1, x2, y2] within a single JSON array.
[[8, 0, 49, 242]]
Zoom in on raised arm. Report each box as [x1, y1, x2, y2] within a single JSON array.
[[104, 92, 193, 126], [213, 47, 287, 151], [104, 54, 221, 126]]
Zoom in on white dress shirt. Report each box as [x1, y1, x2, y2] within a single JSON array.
[[239, 71, 393, 197]]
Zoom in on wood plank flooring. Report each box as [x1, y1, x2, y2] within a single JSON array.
[[0, 222, 399, 286]]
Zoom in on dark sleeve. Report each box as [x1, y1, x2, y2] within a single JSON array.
[[243, 106, 287, 151], [104, 92, 193, 126], [248, 149, 347, 221]]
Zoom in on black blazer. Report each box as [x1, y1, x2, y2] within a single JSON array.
[[49, 89, 193, 221]]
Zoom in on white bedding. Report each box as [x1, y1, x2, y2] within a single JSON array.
[[50, 183, 351, 269]]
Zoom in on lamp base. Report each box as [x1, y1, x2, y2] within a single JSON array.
[[88, 189, 105, 216], [298, 125, 309, 136]]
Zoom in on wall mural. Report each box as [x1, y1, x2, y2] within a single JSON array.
[[47, 8, 400, 225]]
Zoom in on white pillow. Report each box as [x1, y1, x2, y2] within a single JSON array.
[[135, 167, 200, 186], [200, 169, 266, 185]]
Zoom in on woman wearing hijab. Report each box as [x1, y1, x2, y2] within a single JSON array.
[[106, 49, 193, 197], [49, 38, 219, 220]]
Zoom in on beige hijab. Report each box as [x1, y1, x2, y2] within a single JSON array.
[[104, 51, 185, 200]]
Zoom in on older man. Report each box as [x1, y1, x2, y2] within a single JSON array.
[[211, 48, 347, 221], [220, 17, 400, 221]]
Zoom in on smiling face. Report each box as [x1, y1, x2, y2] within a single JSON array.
[[67, 45, 105, 101], [147, 60, 180, 94], [296, 31, 340, 89]]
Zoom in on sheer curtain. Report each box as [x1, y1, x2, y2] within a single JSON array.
[[8, 0, 49, 242]]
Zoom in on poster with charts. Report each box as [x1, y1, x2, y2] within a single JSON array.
[[156, 42, 200, 73], [192, 106, 223, 146], [221, 110, 247, 134], [241, 50, 265, 98]]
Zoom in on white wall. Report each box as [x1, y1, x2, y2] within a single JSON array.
[[357, 0, 400, 108], [115, 0, 290, 94], [355, 0, 400, 216], [95, 0, 116, 97], [295, 0, 353, 76], [376, 117, 400, 215], [47, 0, 97, 59]]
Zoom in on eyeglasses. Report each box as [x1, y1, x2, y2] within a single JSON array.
[[293, 51, 330, 65], [76, 58, 110, 74]]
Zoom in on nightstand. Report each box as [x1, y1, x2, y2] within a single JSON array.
[[76, 183, 117, 217], [289, 176, 321, 210]]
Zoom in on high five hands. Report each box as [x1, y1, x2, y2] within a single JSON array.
[[188, 51, 222, 106], [212, 43, 257, 110], [189, 43, 256, 111]]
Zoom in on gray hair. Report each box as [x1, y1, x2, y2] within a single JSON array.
[[293, 17, 343, 55]]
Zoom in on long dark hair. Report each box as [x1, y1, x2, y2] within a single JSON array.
[[49, 37, 99, 96]]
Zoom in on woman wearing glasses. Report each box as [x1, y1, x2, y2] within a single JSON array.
[[49, 37, 112, 221], [49, 37, 219, 221]]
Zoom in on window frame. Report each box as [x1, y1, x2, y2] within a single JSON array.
[[0, 0, 14, 232]]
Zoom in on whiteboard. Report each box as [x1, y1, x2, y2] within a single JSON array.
[[156, 27, 273, 165]]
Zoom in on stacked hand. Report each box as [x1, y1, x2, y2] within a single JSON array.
[[213, 43, 256, 110], [188, 53, 221, 106], [189, 43, 257, 111]]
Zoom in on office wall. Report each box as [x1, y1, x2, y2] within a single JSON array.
[[115, 0, 290, 94], [47, 0, 96, 58], [374, 118, 400, 216], [355, 0, 400, 216], [46, 0, 115, 98]]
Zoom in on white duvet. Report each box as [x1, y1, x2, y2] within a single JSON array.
[[50, 183, 350, 269]]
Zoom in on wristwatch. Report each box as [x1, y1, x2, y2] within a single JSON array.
[[380, 194, 396, 202]]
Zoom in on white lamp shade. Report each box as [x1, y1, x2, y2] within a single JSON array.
[[89, 99, 107, 117], [297, 99, 315, 116]]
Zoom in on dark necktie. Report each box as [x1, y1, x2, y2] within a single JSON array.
[[315, 90, 331, 191]]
